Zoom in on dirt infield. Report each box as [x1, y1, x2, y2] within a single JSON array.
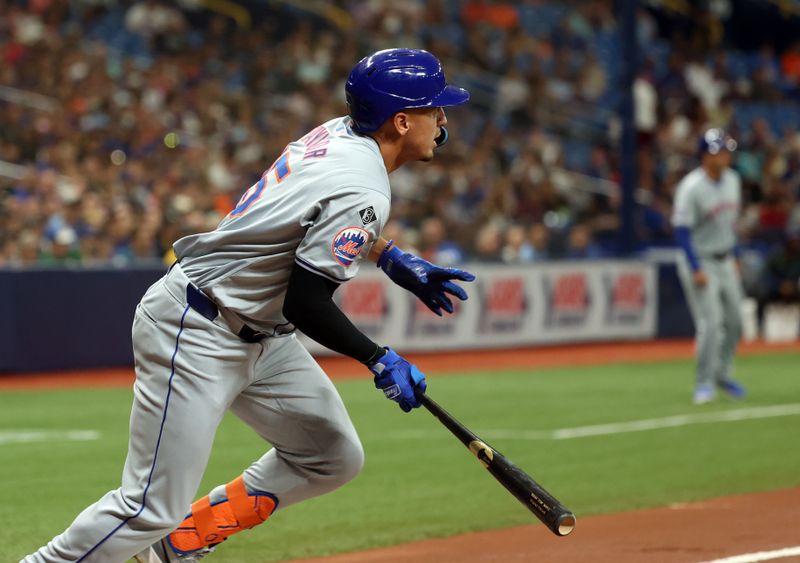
[[3, 339, 800, 390], [289, 488, 800, 563]]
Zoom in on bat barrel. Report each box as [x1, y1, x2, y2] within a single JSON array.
[[416, 390, 576, 537], [486, 453, 575, 536]]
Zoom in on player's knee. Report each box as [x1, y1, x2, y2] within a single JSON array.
[[310, 431, 364, 489], [306, 406, 364, 483], [329, 434, 365, 484]]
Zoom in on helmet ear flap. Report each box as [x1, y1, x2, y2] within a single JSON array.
[[435, 127, 449, 147], [346, 93, 373, 131]]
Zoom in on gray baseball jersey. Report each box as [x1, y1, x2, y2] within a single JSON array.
[[174, 116, 391, 332], [671, 167, 741, 256]]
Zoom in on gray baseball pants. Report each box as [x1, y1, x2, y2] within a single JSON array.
[[678, 255, 744, 387], [22, 264, 363, 562]]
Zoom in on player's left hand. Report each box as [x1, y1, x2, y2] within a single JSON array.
[[377, 243, 475, 316], [368, 347, 427, 412]]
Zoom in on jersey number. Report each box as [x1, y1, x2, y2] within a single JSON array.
[[228, 151, 292, 218]]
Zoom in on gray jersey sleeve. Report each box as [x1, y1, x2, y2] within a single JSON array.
[[295, 187, 390, 283], [672, 177, 697, 228]]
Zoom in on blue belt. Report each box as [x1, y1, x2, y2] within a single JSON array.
[[185, 284, 266, 343]]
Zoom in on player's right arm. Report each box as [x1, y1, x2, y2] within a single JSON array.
[[286, 186, 426, 411], [282, 264, 426, 412]]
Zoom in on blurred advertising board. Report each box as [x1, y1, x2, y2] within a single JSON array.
[[300, 260, 657, 354]]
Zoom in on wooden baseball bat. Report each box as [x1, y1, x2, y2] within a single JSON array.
[[415, 390, 575, 536]]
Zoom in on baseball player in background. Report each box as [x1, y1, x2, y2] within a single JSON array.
[[672, 128, 747, 405], [22, 48, 474, 563]]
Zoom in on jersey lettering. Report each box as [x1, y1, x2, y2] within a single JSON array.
[[301, 125, 331, 159], [703, 201, 737, 221], [304, 148, 328, 159], [229, 178, 266, 218], [228, 150, 292, 218], [272, 152, 291, 182], [300, 126, 328, 147]]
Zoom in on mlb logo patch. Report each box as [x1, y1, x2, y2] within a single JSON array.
[[332, 227, 369, 267], [359, 206, 377, 225]]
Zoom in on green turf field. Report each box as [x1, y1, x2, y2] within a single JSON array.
[[3, 351, 799, 562]]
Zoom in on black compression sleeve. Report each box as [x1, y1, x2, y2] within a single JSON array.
[[283, 262, 383, 364]]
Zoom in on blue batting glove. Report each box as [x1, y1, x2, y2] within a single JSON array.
[[368, 347, 427, 412], [377, 242, 475, 316]]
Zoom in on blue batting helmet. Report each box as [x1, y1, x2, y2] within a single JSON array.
[[699, 128, 737, 156], [345, 48, 470, 133]]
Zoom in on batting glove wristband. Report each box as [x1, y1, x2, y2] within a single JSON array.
[[368, 347, 427, 412], [377, 241, 475, 316]]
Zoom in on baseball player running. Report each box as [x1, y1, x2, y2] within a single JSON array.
[[672, 128, 747, 405], [22, 48, 474, 562]]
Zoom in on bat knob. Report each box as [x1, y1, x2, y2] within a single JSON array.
[[556, 513, 576, 536]]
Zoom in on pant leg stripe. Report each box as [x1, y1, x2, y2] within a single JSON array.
[[78, 304, 190, 562]]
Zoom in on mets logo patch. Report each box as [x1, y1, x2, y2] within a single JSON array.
[[332, 227, 369, 267]]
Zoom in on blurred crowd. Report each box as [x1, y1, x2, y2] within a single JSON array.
[[0, 0, 799, 301]]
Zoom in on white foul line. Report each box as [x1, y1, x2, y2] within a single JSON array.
[[698, 546, 800, 563], [480, 404, 800, 441], [0, 430, 100, 445]]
